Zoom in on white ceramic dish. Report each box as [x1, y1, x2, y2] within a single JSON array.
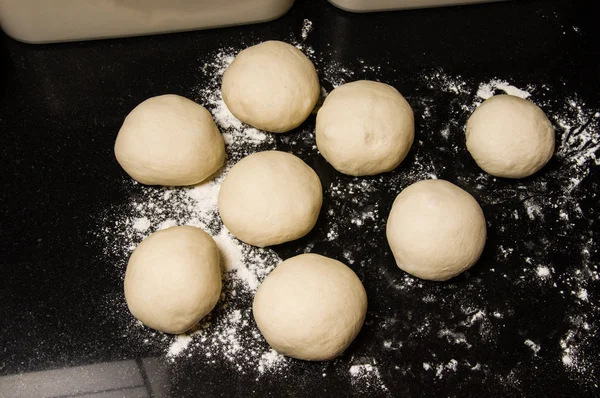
[[0, 0, 295, 44], [328, 0, 506, 12]]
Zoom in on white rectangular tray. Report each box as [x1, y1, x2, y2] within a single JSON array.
[[329, 0, 507, 12], [0, 0, 295, 43]]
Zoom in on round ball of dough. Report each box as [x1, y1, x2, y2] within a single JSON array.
[[316, 80, 414, 176], [124, 226, 222, 334], [222, 41, 320, 133], [386, 179, 486, 281], [466, 94, 555, 178], [115, 94, 225, 186], [218, 151, 322, 247], [253, 253, 367, 361]]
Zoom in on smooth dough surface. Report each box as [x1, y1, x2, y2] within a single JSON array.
[[124, 226, 222, 334], [253, 253, 367, 361], [218, 151, 322, 247], [222, 40, 320, 133], [466, 94, 555, 178], [115, 94, 225, 186], [316, 80, 414, 176], [386, 179, 487, 281]]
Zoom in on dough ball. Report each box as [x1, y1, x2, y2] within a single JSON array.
[[124, 226, 222, 334], [222, 41, 320, 133], [386, 179, 486, 281], [218, 151, 322, 247], [115, 94, 225, 186], [253, 253, 367, 361], [466, 94, 555, 178], [316, 80, 414, 176]]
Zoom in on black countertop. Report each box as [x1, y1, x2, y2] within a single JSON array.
[[1, 1, 599, 397]]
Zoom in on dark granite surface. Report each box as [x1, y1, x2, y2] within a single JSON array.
[[1, 1, 599, 397]]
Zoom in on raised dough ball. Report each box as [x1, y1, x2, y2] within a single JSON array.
[[386, 179, 486, 281], [316, 80, 414, 176], [466, 94, 555, 178], [124, 226, 222, 334], [218, 151, 322, 247], [115, 94, 225, 186], [253, 253, 367, 361], [222, 41, 320, 133]]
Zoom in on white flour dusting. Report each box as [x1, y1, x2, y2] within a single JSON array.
[[537, 266, 551, 278], [524, 339, 541, 355], [435, 359, 458, 379], [168, 334, 193, 357], [438, 329, 471, 348], [132, 217, 150, 232], [349, 362, 389, 393], [301, 19, 313, 40], [422, 71, 470, 96], [476, 79, 532, 100], [257, 349, 287, 375]]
